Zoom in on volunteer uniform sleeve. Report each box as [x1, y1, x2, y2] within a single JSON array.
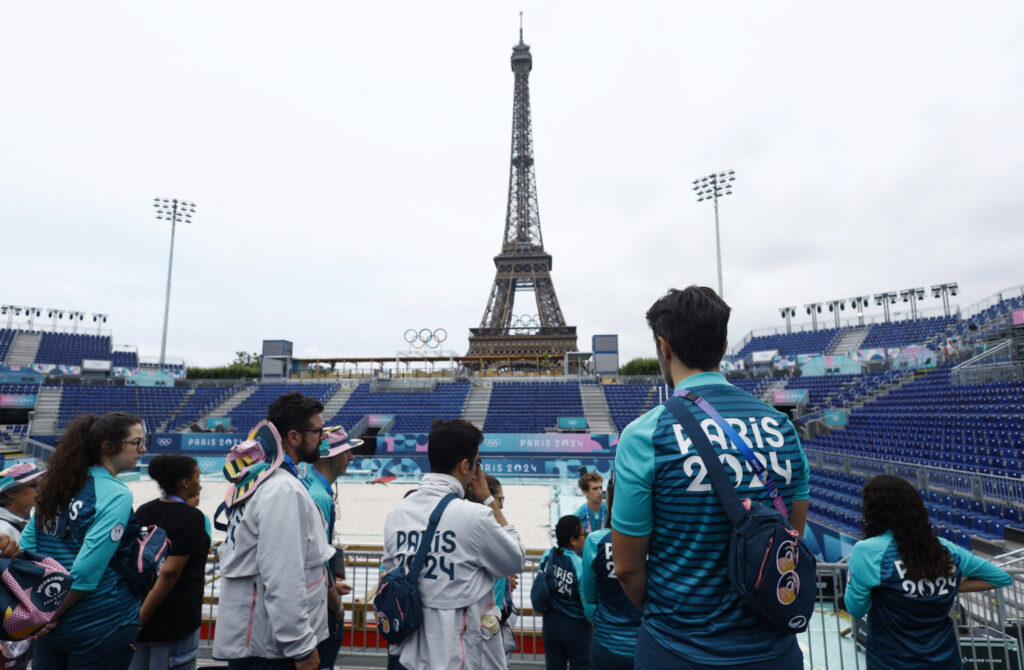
[[572, 551, 595, 622], [844, 538, 886, 618], [943, 540, 1013, 587], [255, 484, 319, 659], [611, 409, 660, 536], [580, 533, 599, 612], [70, 485, 133, 590], [790, 430, 810, 501]]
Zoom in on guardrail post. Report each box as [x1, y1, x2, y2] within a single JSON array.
[[843, 456, 851, 475], [971, 476, 984, 501], [917, 468, 929, 491]]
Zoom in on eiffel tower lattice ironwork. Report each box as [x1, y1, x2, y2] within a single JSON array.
[[466, 27, 578, 365]]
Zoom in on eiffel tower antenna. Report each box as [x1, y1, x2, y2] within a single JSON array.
[[466, 26, 579, 369]]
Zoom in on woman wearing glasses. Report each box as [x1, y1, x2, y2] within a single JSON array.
[[20, 412, 147, 670]]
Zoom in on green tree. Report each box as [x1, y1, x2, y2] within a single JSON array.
[[620, 357, 661, 376]]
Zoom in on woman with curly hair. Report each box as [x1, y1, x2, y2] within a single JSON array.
[[845, 475, 1011, 669], [20, 412, 146, 670]]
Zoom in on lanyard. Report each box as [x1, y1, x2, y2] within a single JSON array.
[[282, 455, 299, 478], [585, 504, 605, 534], [163, 496, 187, 504]]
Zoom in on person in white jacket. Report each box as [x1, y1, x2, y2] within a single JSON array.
[[382, 419, 526, 670], [213, 393, 334, 670]]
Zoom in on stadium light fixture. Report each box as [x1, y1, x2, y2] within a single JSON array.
[[153, 197, 196, 369], [91, 313, 108, 336], [22, 307, 41, 330], [872, 292, 899, 323], [898, 288, 927, 321], [1, 305, 15, 330], [779, 306, 797, 334], [931, 282, 959, 318], [849, 296, 870, 326], [803, 302, 823, 331], [692, 170, 735, 299], [67, 310, 85, 333], [47, 308, 65, 331], [825, 300, 846, 329]]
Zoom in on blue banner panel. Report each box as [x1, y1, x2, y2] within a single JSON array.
[[824, 410, 848, 427], [205, 417, 233, 430], [381, 433, 617, 455], [804, 519, 858, 563], [557, 417, 588, 430], [0, 394, 36, 408]]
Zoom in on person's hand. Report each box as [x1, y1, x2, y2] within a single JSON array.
[[33, 619, 59, 640], [509, 574, 519, 591], [336, 580, 352, 596], [295, 649, 320, 670], [0, 535, 20, 558], [469, 464, 490, 504]]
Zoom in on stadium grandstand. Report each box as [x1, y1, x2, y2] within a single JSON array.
[[2, 285, 1023, 666]]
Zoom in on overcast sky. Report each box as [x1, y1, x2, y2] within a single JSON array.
[[2, 2, 1023, 367]]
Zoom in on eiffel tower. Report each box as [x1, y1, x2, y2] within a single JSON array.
[[466, 25, 578, 366]]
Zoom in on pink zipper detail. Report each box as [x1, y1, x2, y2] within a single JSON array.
[[245, 583, 257, 647], [754, 536, 774, 589]]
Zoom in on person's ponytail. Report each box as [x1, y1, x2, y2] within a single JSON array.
[[36, 412, 141, 525]]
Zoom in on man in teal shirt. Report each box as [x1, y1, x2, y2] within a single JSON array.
[[300, 425, 361, 670], [613, 286, 810, 670]]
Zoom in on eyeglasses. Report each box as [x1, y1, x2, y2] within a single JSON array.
[[496, 496, 505, 505], [122, 438, 146, 452], [297, 427, 326, 436]]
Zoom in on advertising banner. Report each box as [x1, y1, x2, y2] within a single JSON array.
[[1013, 309, 1024, 327], [348, 455, 615, 482], [719, 359, 745, 371], [205, 417, 232, 430], [367, 414, 395, 427], [824, 410, 848, 427], [750, 350, 777, 363], [772, 389, 809, 405], [0, 395, 36, 408], [0, 366, 43, 384], [851, 348, 887, 362], [557, 417, 588, 430], [381, 432, 617, 455], [772, 355, 797, 369]]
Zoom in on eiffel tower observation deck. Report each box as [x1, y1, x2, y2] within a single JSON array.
[[466, 25, 579, 369]]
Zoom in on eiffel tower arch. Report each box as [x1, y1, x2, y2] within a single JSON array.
[[466, 26, 579, 369]]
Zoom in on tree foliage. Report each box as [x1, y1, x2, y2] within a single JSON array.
[[187, 351, 262, 379], [620, 357, 660, 376]]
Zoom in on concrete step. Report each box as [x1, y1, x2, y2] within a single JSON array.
[[198, 384, 258, 427], [29, 387, 63, 435], [323, 386, 355, 421], [5, 332, 42, 366], [580, 384, 616, 433], [460, 385, 492, 430]]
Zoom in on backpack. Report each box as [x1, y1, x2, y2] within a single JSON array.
[[665, 392, 816, 633], [68, 512, 170, 598], [116, 525, 171, 597], [0, 551, 74, 640], [373, 493, 457, 645], [529, 550, 556, 614]]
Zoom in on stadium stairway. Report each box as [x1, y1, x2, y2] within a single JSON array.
[[580, 384, 616, 433], [197, 384, 257, 429], [759, 379, 789, 403], [322, 386, 355, 425], [160, 389, 195, 432], [829, 326, 869, 356], [29, 387, 62, 435], [4, 332, 41, 366], [460, 385, 491, 430]]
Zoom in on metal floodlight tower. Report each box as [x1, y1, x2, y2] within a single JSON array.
[[47, 308, 65, 331], [848, 296, 870, 326], [779, 306, 797, 334], [91, 313, 108, 336], [930, 282, 959, 318], [0, 306, 14, 330], [899, 287, 926, 321], [67, 310, 85, 333], [153, 197, 196, 368], [692, 170, 736, 299], [22, 307, 41, 330], [825, 299, 846, 329], [804, 302, 823, 331], [873, 292, 899, 323]]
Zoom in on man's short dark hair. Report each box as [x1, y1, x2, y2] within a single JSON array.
[[267, 392, 324, 437], [645, 286, 731, 371], [428, 418, 482, 475]]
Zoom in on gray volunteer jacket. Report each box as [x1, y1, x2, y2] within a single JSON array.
[[213, 469, 334, 661], [382, 473, 526, 669]]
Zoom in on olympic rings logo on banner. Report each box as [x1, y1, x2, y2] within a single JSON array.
[[404, 328, 448, 350]]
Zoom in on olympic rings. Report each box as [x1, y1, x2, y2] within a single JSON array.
[[403, 328, 448, 350]]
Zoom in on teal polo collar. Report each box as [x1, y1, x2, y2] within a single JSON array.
[[673, 371, 730, 391]]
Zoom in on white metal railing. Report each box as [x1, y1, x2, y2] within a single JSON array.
[[961, 284, 1024, 321], [196, 548, 1024, 669]]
